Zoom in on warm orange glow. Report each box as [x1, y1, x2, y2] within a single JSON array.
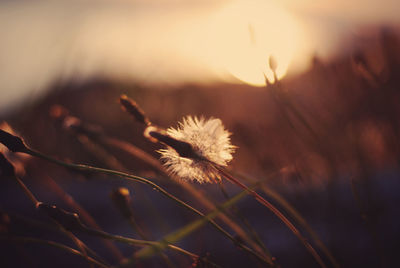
[[0, 0, 305, 113], [178, 0, 301, 86]]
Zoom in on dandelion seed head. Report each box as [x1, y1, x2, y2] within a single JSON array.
[[159, 116, 235, 183]]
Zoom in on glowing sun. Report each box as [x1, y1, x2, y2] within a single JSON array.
[[183, 0, 301, 86]]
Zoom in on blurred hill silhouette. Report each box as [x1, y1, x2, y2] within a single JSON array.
[[1, 27, 400, 268]]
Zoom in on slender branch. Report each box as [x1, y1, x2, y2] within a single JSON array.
[[0, 236, 109, 268], [98, 135, 269, 261], [39, 173, 124, 262], [110, 188, 176, 268], [51, 105, 272, 261], [134, 187, 254, 267], [1, 153, 105, 268], [215, 166, 328, 268], [22, 147, 271, 265], [13, 176, 40, 206], [3, 212, 109, 266], [234, 170, 340, 268], [218, 182, 272, 258], [82, 227, 211, 266]]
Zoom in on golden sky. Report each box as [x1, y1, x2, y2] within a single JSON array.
[[0, 0, 399, 113]]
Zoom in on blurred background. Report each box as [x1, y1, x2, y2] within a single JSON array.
[[1, 0, 400, 267]]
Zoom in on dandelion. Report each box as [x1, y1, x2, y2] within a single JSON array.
[[154, 116, 235, 183], [147, 116, 327, 267]]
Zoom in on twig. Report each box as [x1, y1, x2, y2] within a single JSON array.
[[7, 143, 271, 266], [1, 236, 109, 268], [215, 165, 328, 268]]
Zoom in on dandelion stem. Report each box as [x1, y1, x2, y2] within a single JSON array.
[[21, 147, 272, 266], [234, 170, 340, 268], [55, 101, 273, 262], [215, 165, 328, 268], [81, 226, 202, 263], [39, 173, 124, 262], [99, 135, 267, 258], [1, 236, 109, 268], [134, 186, 254, 267], [4, 212, 110, 266], [3, 155, 105, 268], [218, 182, 273, 259], [260, 184, 340, 268], [13, 185, 98, 268], [13, 176, 40, 207]]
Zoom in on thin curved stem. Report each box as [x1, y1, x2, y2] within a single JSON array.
[[215, 166, 328, 268], [81, 227, 219, 267], [260, 183, 340, 268], [23, 147, 271, 266], [218, 182, 272, 258], [11, 173, 106, 267], [235, 170, 340, 268], [1, 236, 109, 268], [40, 173, 124, 262], [14, 176, 39, 206], [101, 136, 268, 259]]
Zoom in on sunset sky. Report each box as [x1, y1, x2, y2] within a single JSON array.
[[0, 0, 399, 114]]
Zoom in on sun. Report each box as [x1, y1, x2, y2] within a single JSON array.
[[178, 0, 301, 86], [213, 0, 300, 85]]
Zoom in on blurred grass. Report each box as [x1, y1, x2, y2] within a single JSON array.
[[1, 28, 400, 267]]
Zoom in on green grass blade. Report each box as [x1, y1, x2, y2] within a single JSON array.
[[135, 188, 250, 260]]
